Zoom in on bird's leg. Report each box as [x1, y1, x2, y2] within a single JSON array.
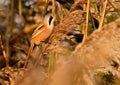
[[24, 44, 34, 68], [34, 42, 49, 66]]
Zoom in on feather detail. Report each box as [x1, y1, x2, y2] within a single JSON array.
[[32, 23, 46, 39]]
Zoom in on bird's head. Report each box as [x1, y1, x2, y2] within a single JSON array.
[[44, 13, 54, 29]]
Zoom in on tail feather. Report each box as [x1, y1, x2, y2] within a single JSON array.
[[24, 44, 34, 68]]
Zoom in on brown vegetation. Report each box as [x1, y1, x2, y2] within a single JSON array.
[[0, 0, 120, 85]]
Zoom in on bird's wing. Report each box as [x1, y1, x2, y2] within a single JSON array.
[[32, 23, 46, 39]]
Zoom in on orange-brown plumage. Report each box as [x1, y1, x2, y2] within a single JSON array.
[[24, 14, 54, 67]]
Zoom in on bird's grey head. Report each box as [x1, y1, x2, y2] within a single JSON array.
[[44, 13, 54, 29]]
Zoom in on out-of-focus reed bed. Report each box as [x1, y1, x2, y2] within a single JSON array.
[[0, 0, 120, 85], [18, 17, 120, 85]]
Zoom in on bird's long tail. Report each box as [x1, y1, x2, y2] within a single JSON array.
[[24, 44, 34, 68]]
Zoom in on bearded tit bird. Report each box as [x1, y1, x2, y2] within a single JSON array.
[[24, 13, 54, 67]]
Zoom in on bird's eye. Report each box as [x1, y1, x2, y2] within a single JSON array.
[[49, 16, 53, 25]]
